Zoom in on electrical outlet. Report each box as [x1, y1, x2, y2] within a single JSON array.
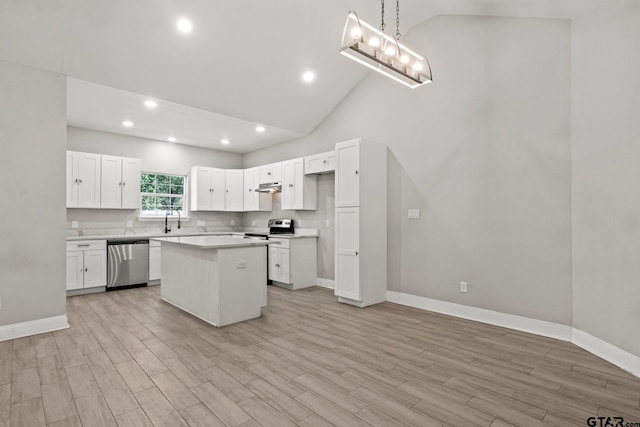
[[197, 220, 205, 227], [325, 219, 330, 228], [460, 282, 468, 293], [231, 220, 235, 226], [0, 296, 2, 309], [252, 220, 255, 226], [408, 209, 420, 219], [126, 220, 133, 228], [71, 221, 78, 229]]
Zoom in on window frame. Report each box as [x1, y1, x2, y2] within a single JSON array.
[[138, 171, 190, 220]]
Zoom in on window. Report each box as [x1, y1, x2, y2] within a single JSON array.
[[140, 172, 186, 217]]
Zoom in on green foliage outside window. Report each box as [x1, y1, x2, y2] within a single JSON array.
[[140, 173, 185, 216]]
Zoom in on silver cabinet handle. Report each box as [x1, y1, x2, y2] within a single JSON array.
[[355, 170, 359, 175], [78, 179, 83, 183], [275, 264, 280, 267], [323, 160, 327, 164], [122, 182, 126, 186], [77, 244, 90, 247], [267, 172, 272, 175], [84, 268, 88, 272], [289, 184, 293, 187], [355, 251, 359, 256]]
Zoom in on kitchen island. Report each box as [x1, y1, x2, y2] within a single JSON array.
[[151, 235, 270, 327]]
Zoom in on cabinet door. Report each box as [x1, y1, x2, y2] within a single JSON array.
[[121, 157, 141, 209], [335, 207, 360, 300], [335, 140, 360, 207], [83, 250, 107, 288], [268, 246, 280, 281], [259, 164, 274, 184], [66, 251, 84, 291], [66, 151, 79, 207], [191, 166, 213, 211], [149, 246, 162, 281], [281, 161, 294, 210], [271, 163, 283, 182], [254, 168, 272, 211], [279, 248, 291, 284], [100, 155, 123, 208], [77, 152, 101, 208], [325, 152, 336, 172], [225, 169, 244, 212], [292, 159, 304, 209], [243, 169, 255, 211], [211, 168, 226, 210]]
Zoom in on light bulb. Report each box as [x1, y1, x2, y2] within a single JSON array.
[[412, 63, 424, 71], [385, 46, 396, 56], [350, 28, 362, 38], [176, 18, 193, 33], [368, 37, 380, 47], [400, 55, 409, 64]]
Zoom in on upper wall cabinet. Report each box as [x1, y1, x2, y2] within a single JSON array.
[[67, 151, 101, 208], [282, 158, 317, 210], [225, 169, 244, 212], [244, 167, 272, 212], [259, 162, 283, 184], [190, 166, 226, 211], [100, 155, 142, 209], [304, 151, 335, 175]]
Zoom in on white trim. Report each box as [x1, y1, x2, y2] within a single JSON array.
[[316, 278, 335, 289], [386, 291, 640, 379], [571, 329, 640, 378], [0, 315, 69, 341], [386, 291, 572, 341]]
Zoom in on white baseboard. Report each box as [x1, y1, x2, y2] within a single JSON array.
[[0, 315, 69, 341], [386, 291, 640, 379], [386, 291, 572, 341], [316, 278, 335, 289], [571, 329, 640, 378]]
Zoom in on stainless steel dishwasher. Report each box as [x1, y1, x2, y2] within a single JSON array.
[[107, 239, 149, 290]]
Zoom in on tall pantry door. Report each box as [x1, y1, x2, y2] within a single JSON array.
[[335, 140, 360, 207], [335, 207, 360, 300]]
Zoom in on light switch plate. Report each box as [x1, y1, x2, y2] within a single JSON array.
[[325, 219, 330, 228], [252, 220, 256, 226], [126, 220, 133, 228], [71, 221, 78, 229], [408, 209, 420, 219], [197, 220, 205, 227], [231, 220, 235, 226]]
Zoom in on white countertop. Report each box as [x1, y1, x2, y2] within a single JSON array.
[[267, 233, 318, 239], [151, 235, 272, 249], [67, 231, 242, 242]]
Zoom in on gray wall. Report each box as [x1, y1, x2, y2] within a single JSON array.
[[67, 127, 245, 234], [572, 1, 640, 356], [0, 60, 67, 327], [246, 16, 573, 325]]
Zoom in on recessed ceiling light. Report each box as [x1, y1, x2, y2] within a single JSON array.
[[221, 139, 230, 145], [144, 100, 157, 108], [302, 70, 315, 83], [255, 126, 265, 133], [176, 18, 193, 33], [122, 120, 133, 128], [168, 136, 177, 143]]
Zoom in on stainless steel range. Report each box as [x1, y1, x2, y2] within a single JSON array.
[[268, 218, 294, 235]]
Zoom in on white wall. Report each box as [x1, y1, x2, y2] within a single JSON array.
[[246, 15, 573, 325], [572, 1, 640, 356], [0, 60, 67, 327], [67, 127, 245, 233]]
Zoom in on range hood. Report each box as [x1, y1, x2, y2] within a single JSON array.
[[255, 182, 282, 193]]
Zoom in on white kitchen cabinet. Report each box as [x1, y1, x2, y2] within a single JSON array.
[[259, 162, 283, 184], [304, 151, 335, 175], [281, 158, 317, 210], [190, 166, 226, 211], [66, 240, 107, 291], [225, 169, 244, 212], [66, 151, 101, 208], [244, 167, 272, 212], [100, 155, 141, 209], [148, 240, 161, 282], [334, 138, 387, 307], [268, 237, 317, 290]]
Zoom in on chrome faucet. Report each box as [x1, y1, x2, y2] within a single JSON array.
[[164, 210, 181, 233]]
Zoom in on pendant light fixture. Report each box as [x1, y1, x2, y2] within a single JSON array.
[[340, 0, 432, 88]]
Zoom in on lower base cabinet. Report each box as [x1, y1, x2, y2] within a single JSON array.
[[66, 240, 107, 291], [268, 237, 317, 290]]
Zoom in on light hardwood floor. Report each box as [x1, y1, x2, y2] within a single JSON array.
[[1, 285, 639, 427]]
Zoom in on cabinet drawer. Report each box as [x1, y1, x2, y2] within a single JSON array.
[[268, 238, 290, 249], [66, 240, 106, 251], [149, 240, 162, 248]]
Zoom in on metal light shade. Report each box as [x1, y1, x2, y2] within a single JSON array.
[[340, 11, 432, 89]]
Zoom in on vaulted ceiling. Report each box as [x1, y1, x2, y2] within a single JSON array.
[[0, 0, 606, 152]]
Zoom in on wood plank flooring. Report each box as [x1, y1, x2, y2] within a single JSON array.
[[1, 285, 639, 427]]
